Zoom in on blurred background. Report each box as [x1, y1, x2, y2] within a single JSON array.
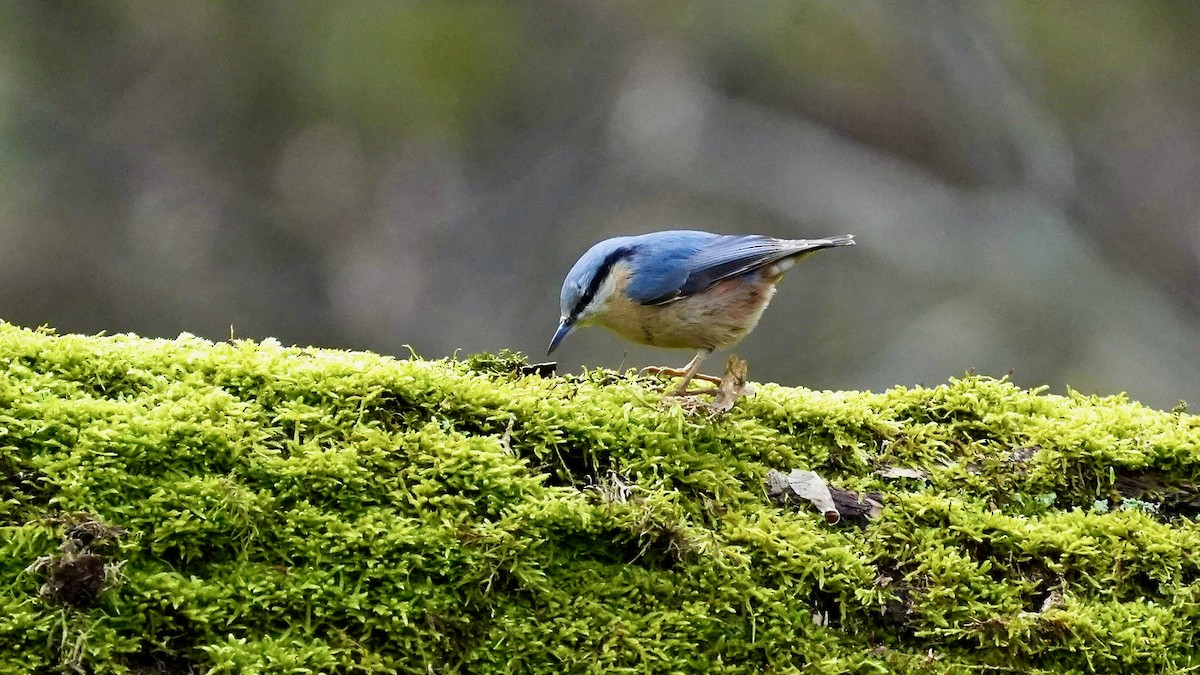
[[1, 2, 1198, 409]]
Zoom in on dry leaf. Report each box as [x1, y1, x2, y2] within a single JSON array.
[[766, 469, 840, 523], [710, 355, 750, 413], [829, 487, 884, 526]]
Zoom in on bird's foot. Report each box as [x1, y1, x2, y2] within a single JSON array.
[[641, 366, 723, 390], [666, 387, 720, 397], [660, 356, 752, 414]]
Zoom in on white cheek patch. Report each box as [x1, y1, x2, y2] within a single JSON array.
[[594, 272, 619, 313], [577, 266, 622, 324]]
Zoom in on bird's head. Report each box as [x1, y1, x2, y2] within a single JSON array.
[[548, 237, 634, 355]]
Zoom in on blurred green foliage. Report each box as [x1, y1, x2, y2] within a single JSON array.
[[1, 323, 1199, 672], [303, 4, 527, 143]]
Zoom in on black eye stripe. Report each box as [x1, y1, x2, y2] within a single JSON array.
[[570, 246, 631, 321]]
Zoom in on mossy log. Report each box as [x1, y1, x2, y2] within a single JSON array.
[[1, 322, 1198, 674]]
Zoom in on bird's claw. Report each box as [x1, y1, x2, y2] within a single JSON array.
[[640, 366, 723, 386], [658, 355, 752, 414], [659, 387, 720, 397]]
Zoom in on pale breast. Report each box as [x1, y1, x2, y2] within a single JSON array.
[[597, 269, 779, 351]]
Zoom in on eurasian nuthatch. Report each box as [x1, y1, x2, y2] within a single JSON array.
[[548, 230, 855, 394]]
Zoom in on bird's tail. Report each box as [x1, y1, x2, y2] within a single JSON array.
[[802, 234, 855, 250], [758, 234, 855, 279], [780, 234, 855, 258]]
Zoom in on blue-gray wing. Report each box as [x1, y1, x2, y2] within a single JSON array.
[[635, 234, 854, 305], [621, 231, 715, 306]]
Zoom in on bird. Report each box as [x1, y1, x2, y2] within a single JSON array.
[[547, 230, 855, 395]]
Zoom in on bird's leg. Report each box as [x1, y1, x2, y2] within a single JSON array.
[[642, 351, 723, 395]]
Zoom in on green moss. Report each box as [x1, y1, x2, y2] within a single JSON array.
[[0, 322, 1198, 673]]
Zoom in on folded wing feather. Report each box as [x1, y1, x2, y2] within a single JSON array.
[[636, 235, 851, 306]]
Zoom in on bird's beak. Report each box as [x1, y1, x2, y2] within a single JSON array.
[[547, 318, 573, 355]]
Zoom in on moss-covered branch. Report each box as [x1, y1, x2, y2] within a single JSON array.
[[1, 323, 1198, 673]]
